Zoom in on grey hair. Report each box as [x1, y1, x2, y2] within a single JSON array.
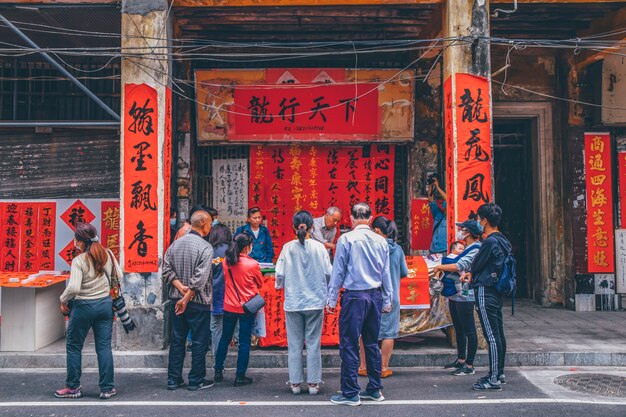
[[190, 210, 212, 227], [351, 202, 372, 220], [326, 206, 342, 216]]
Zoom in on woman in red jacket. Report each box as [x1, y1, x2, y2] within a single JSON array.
[[213, 233, 264, 387]]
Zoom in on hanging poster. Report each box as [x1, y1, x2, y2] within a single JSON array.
[[101, 201, 120, 261], [212, 159, 248, 221], [123, 83, 159, 272], [618, 152, 626, 228], [585, 133, 614, 273], [445, 74, 493, 244], [411, 198, 433, 251], [249, 144, 394, 255]]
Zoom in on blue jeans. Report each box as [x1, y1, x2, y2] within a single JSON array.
[[168, 302, 211, 387], [214, 311, 255, 376], [66, 297, 114, 391], [339, 288, 383, 398]]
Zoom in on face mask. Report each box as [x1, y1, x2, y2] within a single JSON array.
[[212, 220, 218, 226], [170, 219, 177, 227], [476, 220, 484, 233], [74, 240, 81, 251], [457, 230, 468, 241]]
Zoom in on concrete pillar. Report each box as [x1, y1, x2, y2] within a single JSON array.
[[119, 0, 171, 350], [442, 0, 493, 242]]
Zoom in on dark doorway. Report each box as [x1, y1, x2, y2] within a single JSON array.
[[493, 119, 536, 298]]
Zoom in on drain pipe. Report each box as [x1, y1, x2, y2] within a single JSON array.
[[0, 13, 120, 122]]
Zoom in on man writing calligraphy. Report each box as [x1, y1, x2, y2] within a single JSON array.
[[311, 207, 342, 256]]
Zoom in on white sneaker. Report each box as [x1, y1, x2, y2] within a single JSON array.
[[290, 383, 301, 395], [308, 383, 320, 395]]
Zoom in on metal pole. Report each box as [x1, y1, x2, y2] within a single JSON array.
[[0, 121, 119, 127], [0, 13, 120, 122]]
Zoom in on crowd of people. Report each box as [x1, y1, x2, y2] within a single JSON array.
[[55, 199, 513, 404]]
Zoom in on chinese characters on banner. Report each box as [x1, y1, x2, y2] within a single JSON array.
[[212, 159, 248, 219], [0, 203, 56, 272], [410, 198, 433, 251], [259, 276, 341, 348], [584, 133, 615, 273], [444, 74, 493, 243], [123, 84, 159, 272], [101, 201, 120, 260], [232, 84, 380, 140], [618, 152, 626, 228], [399, 256, 430, 309], [249, 144, 394, 254], [163, 88, 173, 247]]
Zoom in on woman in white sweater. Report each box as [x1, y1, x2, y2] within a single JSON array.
[[55, 222, 122, 400]]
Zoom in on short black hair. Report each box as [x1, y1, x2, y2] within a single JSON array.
[[477, 203, 502, 228], [450, 241, 464, 253], [206, 207, 218, 218], [247, 206, 261, 217], [208, 223, 232, 247]]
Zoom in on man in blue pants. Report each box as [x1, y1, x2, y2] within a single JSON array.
[[326, 202, 393, 406]]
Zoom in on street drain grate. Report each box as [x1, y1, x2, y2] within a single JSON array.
[[554, 374, 626, 398]]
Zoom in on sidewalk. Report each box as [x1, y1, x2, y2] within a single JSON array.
[[1, 299, 624, 368]]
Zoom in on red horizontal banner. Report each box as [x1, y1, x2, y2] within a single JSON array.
[[232, 83, 380, 140]]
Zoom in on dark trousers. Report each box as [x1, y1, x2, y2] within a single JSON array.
[[339, 288, 383, 398], [448, 299, 478, 365], [168, 302, 211, 387], [66, 297, 114, 391], [475, 286, 507, 382], [214, 311, 255, 376]]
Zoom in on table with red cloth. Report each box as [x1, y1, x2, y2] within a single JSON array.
[[258, 255, 449, 347]]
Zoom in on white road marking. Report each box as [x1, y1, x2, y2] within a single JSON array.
[[0, 398, 624, 407]]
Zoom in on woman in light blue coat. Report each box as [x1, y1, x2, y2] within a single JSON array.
[[276, 210, 331, 396], [358, 216, 408, 378]]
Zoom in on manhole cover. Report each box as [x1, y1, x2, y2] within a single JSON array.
[[554, 373, 626, 398]]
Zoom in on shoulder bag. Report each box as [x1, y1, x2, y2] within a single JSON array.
[[227, 265, 265, 314]]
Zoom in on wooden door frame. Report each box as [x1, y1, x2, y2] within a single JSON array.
[[493, 102, 564, 305]]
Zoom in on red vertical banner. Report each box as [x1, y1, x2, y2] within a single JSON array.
[[618, 152, 626, 228], [1, 203, 21, 272], [585, 133, 615, 273], [445, 74, 492, 247], [371, 145, 395, 217], [411, 198, 433, 250], [163, 87, 173, 248], [19, 203, 39, 273], [37, 203, 56, 270], [101, 201, 121, 261], [443, 77, 456, 247], [455, 74, 492, 223], [123, 83, 159, 272], [259, 276, 287, 348]]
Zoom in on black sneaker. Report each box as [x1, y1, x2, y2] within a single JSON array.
[[443, 360, 464, 369], [188, 379, 215, 391], [358, 390, 385, 402], [498, 374, 506, 384], [214, 370, 224, 382], [452, 364, 475, 376], [233, 375, 253, 387], [472, 380, 502, 391], [167, 380, 186, 390]]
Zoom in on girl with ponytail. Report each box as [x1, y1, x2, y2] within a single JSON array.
[[214, 232, 263, 387], [57, 222, 121, 400], [357, 216, 409, 379], [275, 211, 332, 395]]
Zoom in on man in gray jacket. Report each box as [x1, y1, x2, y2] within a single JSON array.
[[162, 210, 214, 391]]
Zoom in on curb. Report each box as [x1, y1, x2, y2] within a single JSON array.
[[1, 350, 625, 369]]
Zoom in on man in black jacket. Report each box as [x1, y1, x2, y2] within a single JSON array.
[[465, 203, 511, 391]]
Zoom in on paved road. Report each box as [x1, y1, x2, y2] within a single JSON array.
[[0, 367, 624, 417]]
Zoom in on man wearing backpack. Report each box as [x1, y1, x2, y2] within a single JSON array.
[[465, 203, 512, 391]]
